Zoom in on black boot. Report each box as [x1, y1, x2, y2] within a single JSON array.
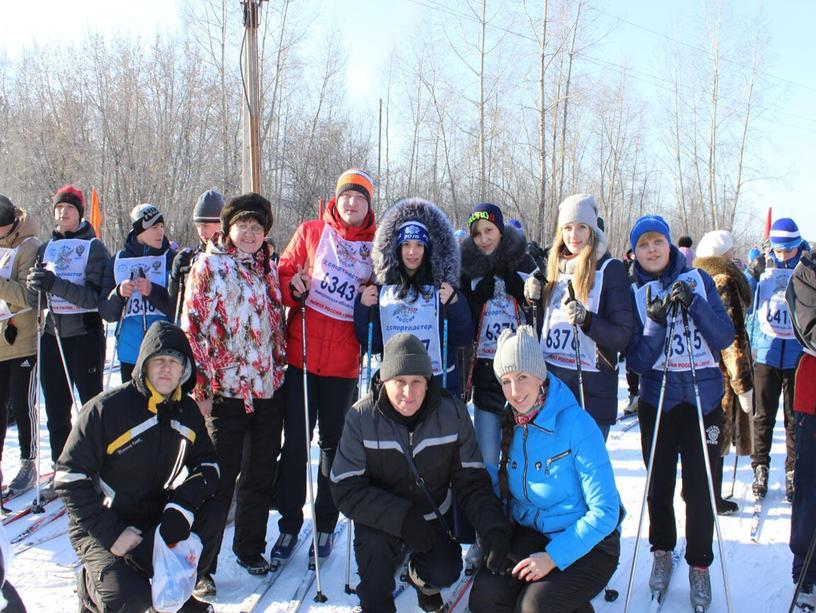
[[715, 457, 738, 515]]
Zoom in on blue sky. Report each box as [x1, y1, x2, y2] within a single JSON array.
[[2, 0, 813, 241]]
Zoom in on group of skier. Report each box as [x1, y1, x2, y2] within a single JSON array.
[[0, 170, 811, 613]]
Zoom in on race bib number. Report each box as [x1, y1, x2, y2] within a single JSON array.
[[634, 270, 717, 371], [475, 277, 521, 360], [379, 285, 443, 375], [307, 225, 373, 322], [757, 268, 794, 339], [43, 239, 96, 315], [114, 254, 167, 320]]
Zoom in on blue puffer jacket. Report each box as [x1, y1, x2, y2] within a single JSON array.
[[626, 246, 734, 415], [747, 247, 804, 370], [504, 373, 621, 570]]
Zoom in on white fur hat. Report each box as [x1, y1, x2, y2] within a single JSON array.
[[696, 230, 734, 258]]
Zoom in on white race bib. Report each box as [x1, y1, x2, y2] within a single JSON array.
[[379, 285, 443, 375], [757, 268, 795, 339], [114, 254, 168, 319], [634, 269, 717, 371], [43, 239, 96, 315], [307, 225, 373, 322], [0, 238, 34, 321], [475, 276, 523, 360], [540, 259, 610, 372]]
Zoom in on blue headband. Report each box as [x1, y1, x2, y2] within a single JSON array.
[[397, 221, 430, 248]]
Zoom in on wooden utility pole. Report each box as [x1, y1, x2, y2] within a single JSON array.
[[241, 0, 264, 193]]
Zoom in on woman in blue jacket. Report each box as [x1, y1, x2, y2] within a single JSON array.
[[525, 193, 633, 440], [353, 197, 472, 396], [469, 325, 621, 613], [626, 215, 734, 611]]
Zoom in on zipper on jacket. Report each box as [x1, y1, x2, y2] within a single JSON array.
[[544, 450, 571, 476], [522, 426, 530, 502]]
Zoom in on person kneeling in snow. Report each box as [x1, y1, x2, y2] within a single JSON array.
[[55, 321, 220, 613], [331, 333, 511, 613]]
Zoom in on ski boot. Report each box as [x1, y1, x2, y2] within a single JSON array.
[[269, 532, 298, 571], [716, 497, 739, 516], [6, 459, 36, 495], [797, 584, 815, 611], [192, 573, 216, 600], [178, 595, 215, 613], [752, 465, 769, 499], [407, 564, 444, 612], [623, 394, 638, 416], [649, 550, 674, 600], [787, 470, 795, 503], [307, 531, 335, 570], [237, 554, 270, 576], [689, 566, 711, 612]]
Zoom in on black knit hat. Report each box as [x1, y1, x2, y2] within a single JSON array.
[[0, 195, 16, 227], [193, 190, 225, 223], [53, 185, 85, 219], [379, 333, 433, 381], [221, 192, 273, 234]]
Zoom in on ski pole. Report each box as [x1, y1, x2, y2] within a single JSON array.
[[789, 524, 816, 613], [32, 279, 45, 514], [105, 271, 134, 390], [441, 289, 449, 390], [566, 280, 586, 409], [45, 295, 80, 417], [724, 454, 738, 501], [464, 303, 487, 403], [173, 275, 185, 326], [624, 301, 679, 613], [680, 303, 733, 613], [138, 267, 148, 334], [299, 293, 327, 603]]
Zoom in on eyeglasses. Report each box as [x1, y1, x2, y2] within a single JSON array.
[[233, 222, 265, 236]]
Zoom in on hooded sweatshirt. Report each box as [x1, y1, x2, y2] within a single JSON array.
[[54, 321, 218, 550], [0, 209, 41, 361]]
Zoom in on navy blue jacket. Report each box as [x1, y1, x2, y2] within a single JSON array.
[[626, 246, 734, 415]]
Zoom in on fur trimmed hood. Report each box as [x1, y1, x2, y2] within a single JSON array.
[[460, 224, 529, 279], [372, 197, 459, 287]]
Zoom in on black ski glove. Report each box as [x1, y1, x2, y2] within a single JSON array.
[[401, 507, 435, 554], [159, 506, 191, 547], [481, 529, 513, 574], [501, 269, 525, 302], [3, 322, 17, 345], [26, 265, 56, 293], [171, 248, 194, 282], [470, 276, 496, 305], [645, 285, 670, 325], [670, 280, 695, 310]]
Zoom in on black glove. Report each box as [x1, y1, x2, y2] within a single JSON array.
[[501, 269, 525, 302], [159, 507, 191, 546], [3, 322, 17, 345], [26, 266, 56, 293], [670, 280, 695, 310], [645, 285, 670, 325], [747, 255, 766, 281], [171, 248, 194, 282], [471, 276, 496, 305], [400, 507, 435, 554], [481, 529, 513, 574]]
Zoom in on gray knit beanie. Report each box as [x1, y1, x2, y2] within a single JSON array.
[[557, 193, 601, 236], [380, 333, 433, 381], [493, 325, 548, 382], [193, 190, 225, 223]]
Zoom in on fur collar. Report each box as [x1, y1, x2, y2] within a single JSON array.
[[372, 198, 459, 287], [694, 255, 752, 306], [460, 225, 528, 279]]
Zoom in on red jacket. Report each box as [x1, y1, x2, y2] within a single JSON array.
[[279, 198, 376, 379]]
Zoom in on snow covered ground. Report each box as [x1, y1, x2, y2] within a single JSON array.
[[0, 345, 796, 612]]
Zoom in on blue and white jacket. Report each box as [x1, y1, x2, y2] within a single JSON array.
[[626, 246, 734, 414], [747, 247, 804, 370], [503, 373, 621, 570]]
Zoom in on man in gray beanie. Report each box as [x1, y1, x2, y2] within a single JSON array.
[[331, 333, 511, 612]]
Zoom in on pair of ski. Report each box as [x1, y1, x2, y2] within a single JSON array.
[[11, 505, 67, 554]]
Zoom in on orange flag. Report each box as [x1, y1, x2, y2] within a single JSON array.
[[89, 187, 103, 238]]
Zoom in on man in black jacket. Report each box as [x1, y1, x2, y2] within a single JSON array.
[[331, 333, 511, 613], [55, 321, 220, 613]]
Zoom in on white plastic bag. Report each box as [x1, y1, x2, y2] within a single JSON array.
[[0, 524, 11, 610], [151, 527, 202, 612]]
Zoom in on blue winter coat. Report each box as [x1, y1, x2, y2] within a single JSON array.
[[626, 246, 734, 415], [747, 247, 804, 370], [353, 287, 473, 396], [99, 232, 176, 365], [502, 373, 621, 570]]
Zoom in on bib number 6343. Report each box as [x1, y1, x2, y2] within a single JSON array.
[[319, 273, 356, 302]]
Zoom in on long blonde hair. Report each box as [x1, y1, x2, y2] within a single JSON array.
[[542, 229, 598, 307]]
